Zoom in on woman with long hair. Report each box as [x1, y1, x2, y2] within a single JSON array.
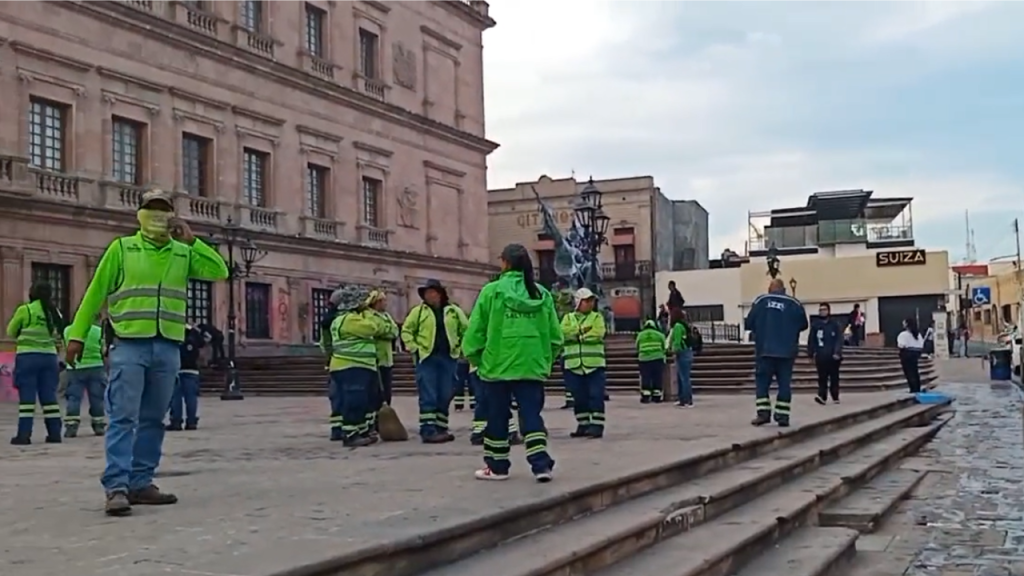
[[897, 317, 925, 393], [462, 243, 562, 482], [5, 281, 64, 444], [669, 308, 695, 407]]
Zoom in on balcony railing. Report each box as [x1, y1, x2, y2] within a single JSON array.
[[34, 169, 83, 202], [175, 2, 219, 37], [750, 219, 914, 251], [240, 205, 280, 232], [360, 77, 387, 102], [358, 225, 389, 246], [303, 54, 336, 81], [0, 155, 33, 194], [177, 194, 224, 223], [234, 26, 275, 58], [301, 216, 343, 241], [100, 181, 147, 210], [600, 260, 652, 282]]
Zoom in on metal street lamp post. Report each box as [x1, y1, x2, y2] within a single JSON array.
[[789, 277, 798, 297], [574, 177, 611, 292], [766, 242, 781, 279], [219, 216, 267, 401]]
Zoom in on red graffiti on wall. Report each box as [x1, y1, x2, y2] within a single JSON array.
[[277, 287, 291, 342], [0, 352, 17, 402]]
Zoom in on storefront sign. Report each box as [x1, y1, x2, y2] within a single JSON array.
[[876, 249, 926, 267], [516, 210, 573, 228]]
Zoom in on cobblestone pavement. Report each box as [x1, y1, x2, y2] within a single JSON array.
[[0, 391, 903, 576], [849, 358, 1024, 576]]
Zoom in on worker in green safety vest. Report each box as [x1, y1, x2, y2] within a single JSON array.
[[6, 281, 64, 445], [328, 286, 393, 447], [560, 287, 608, 439], [635, 319, 666, 404], [401, 279, 469, 444], [65, 189, 229, 517], [62, 317, 108, 438]]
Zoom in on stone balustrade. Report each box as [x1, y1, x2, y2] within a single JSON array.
[[300, 216, 343, 241], [357, 225, 390, 247], [240, 205, 280, 232]]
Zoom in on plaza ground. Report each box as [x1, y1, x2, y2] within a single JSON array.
[[0, 359, 1012, 576]]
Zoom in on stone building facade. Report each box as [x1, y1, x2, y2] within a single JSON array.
[[487, 175, 708, 330], [0, 1, 498, 353]]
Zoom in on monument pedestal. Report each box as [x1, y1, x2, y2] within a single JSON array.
[[662, 359, 676, 402]]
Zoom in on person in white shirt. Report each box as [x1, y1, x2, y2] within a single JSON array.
[[896, 318, 925, 393]]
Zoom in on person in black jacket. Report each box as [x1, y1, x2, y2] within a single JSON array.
[[744, 278, 809, 427], [166, 325, 205, 431], [807, 303, 843, 405]]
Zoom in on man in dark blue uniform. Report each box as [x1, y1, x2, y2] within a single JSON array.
[[744, 278, 808, 427], [807, 302, 843, 405]]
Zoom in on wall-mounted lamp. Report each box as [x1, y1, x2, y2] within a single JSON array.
[[789, 277, 798, 297]]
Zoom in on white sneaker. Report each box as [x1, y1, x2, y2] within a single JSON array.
[[535, 470, 553, 483], [475, 467, 509, 481]]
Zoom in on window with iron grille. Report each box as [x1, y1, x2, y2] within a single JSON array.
[[242, 148, 268, 206], [311, 288, 333, 342], [305, 3, 326, 57], [181, 133, 210, 196], [29, 97, 67, 171], [307, 163, 328, 218], [681, 304, 725, 323], [111, 117, 142, 184], [358, 28, 378, 78], [361, 176, 381, 227], [187, 279, 213, 327], [30, 263, 71, 325], [244, 282, 271, 339], [240, 0, 262, 32]]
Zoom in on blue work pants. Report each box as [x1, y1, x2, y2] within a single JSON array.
[[415, 354, 456, 437], [13, 352, 61, 439], [482, 379, 553, 475], [65, 367, 106, 428], [168, 372, 200, 427], [754, 356, 794, 424], [102, 338, 179, 494], [564, 368, 607, 432]]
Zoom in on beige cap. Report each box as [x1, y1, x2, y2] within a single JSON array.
[[140, 189, 174, 210], [574, 287, 596, 301]]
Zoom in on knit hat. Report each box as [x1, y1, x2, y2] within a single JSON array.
[[329, 285, 372, 311]]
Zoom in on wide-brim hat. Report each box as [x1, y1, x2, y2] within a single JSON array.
[[417, 278, 448, 300]]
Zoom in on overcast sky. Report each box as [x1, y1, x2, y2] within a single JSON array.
[[482, 1, 1024, 263]]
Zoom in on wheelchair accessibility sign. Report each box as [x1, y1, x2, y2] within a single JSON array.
[[971, 286, 991, 306]]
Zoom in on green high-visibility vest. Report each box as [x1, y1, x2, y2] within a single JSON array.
[[563, 312, 606, 372], [330, 313, 378, 369], [14, 301, 58, 354], [108, 235, 190, 342]]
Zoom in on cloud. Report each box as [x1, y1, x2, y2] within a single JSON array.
[[482, 0, 1024, 261]]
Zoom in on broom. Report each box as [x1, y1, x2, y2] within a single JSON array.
[[376, 372, 408, 442]]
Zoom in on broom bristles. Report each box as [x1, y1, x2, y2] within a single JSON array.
[[377, 405, 409, 442]]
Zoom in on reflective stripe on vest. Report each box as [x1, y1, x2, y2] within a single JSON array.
[[108, 235, 190, 342], [16, 304, 56, 351], [563, 341, 606, 370], [331, 313, 377, 362], [638, 337, 664, 359]]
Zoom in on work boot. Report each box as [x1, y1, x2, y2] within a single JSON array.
[[367, 430, 380, 443], [329, 428, 344, 442], [570, 425, 589, 438], [184, 421, 198, 431], [586, 426, 604, 439], [653, 395, 664, 404], [64, 423, 79, 439], [421, 432, 448, 444], [469, 432, 484, 446], [105, 491, 131, 516], [441, 430, 456, 443], [641, 396, 651, 404], [128, 485, 178, 506], [44, 435, 62, 444], [773, 415, 790, 428], [343, 436, 374, 448], [509, 432, 523, 445], [92, 423, 106, 437], [165, 422, 183, 432], [10, 435, 30, 446], [750, 413, 772, 427]]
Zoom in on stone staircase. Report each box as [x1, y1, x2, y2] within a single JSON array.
[[262, 393, 954, 576], [200, 334, 936, 396]]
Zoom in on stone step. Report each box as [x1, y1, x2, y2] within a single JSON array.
[[269, 396, 949, 576], [594, 415, 952, 576], [818, 468, 928, 533], [411, 406, 943, 576], [729, 527, 859, 576]]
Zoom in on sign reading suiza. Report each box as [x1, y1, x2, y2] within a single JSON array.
[[875, 249, 927, 267]]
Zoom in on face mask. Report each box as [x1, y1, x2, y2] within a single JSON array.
[[138, 209, 171, 240]]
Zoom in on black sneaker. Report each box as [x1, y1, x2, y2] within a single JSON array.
[[814, 396, 826, 406], [469, 432, 484, 446], [44, 436, 62, 444], [10, 436, 30, 446], [343, 436, 374, 448], [570, 426, 589, 438], [64, 424, 79, 438], [750, 415, 772, 427], [509, 432, 523, 445], [165, 423, 182, 432]]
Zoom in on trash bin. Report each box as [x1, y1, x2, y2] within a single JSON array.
[[989, 349, 1012, 381]]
